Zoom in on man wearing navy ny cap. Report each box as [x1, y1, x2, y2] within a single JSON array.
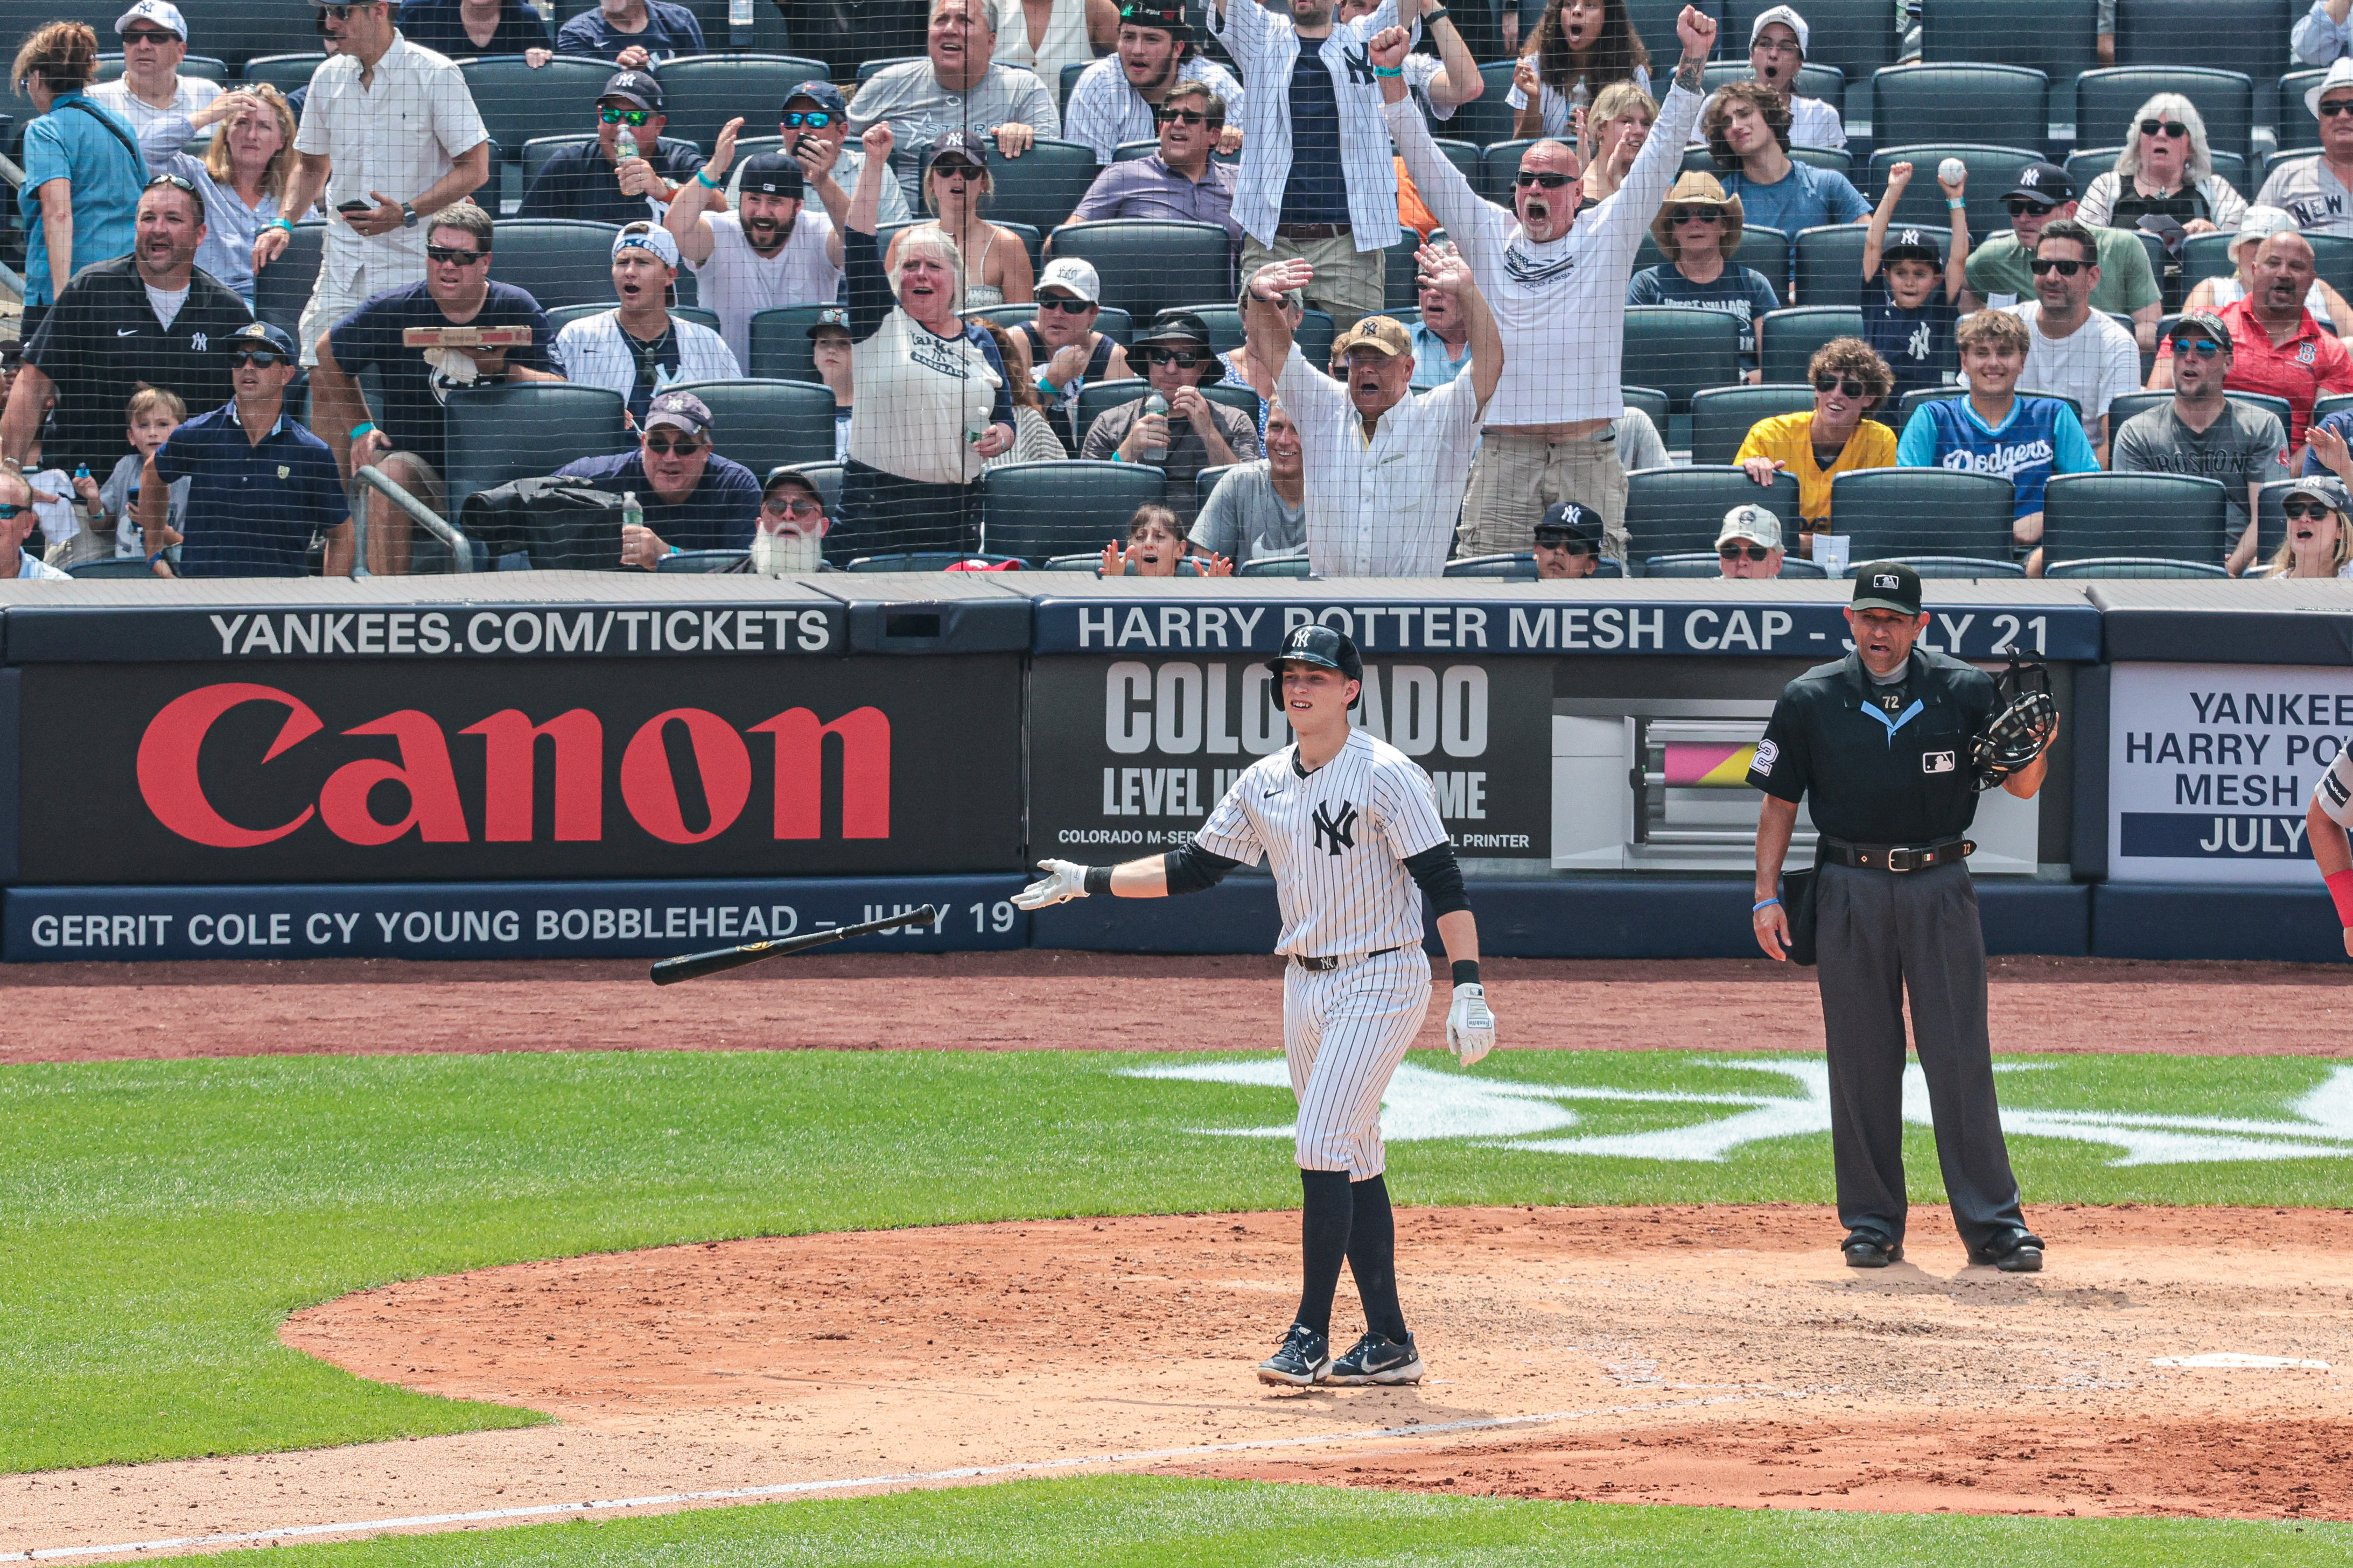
[[559, 389, 763, 567], [519, 70, 706, 225], [143, 320, 352, 578], [1749, 560, 2057, 1277], [730, 81, 911, 226]]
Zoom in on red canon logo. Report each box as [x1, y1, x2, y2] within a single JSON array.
[[135, 683, 891, 848]]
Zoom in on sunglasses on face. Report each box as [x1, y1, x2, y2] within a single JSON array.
[[1141, 347, 1204, 367], [121, 28, 177, 43], [932, 158, 983, 177], [1669, 206, 1722, 224], [2139, 118, 2189, 138], [2170, 335, 2225, 357], [0, 502, 27, 519], [2005, 198, 2058, 219], [2286, 500, 2339, 520], [425, 243, 486, 265], [2322, 99, 2353, 117], [1037, 295, 1095, 313], [320, 4, 365, 19], [600, 107, 654, 126], [1515, 170, 1574, 188], [763, 494, 823, 518], [644, 434, 706, 456], [229, 349, 287, 368], [1719, 543, 1771, 560], [1813, 374, 1867, 397], [1156, 108, 1215, 125], [781, 109, 836, 128], [2029, 256, 2086, 276]]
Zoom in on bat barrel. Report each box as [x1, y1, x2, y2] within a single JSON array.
[[649, 904, 941, 985]]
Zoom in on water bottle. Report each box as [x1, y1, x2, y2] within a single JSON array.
[[1138, 392, 1169, 465], [622, 490, 643, 540], [729, 0, 754, 44], [615, 126, 639, 163]]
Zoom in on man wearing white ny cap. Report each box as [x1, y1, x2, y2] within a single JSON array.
[[2256, 57, 2353, 237], [556, 221, 741, 422], [1020, 256, 1132, 449], [1689, 5, 1843, 152], [90, 1, 219, 139], [1715, 503, 1784, 578]]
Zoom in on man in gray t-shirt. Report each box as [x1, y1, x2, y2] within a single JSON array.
[[2110, 312, 2291, 573], [846, 0, 1059, 196], [1190, 404, 1305, 565]]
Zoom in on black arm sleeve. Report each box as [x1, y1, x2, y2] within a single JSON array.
[[1163, 842, 1243, 896], [1403, 841, 1470, 917]]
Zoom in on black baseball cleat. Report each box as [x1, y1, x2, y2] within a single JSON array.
[[1841, 1229, 1903, 1268], [1969, 1228, 2046, 1272], [1257, 1324, 1332, 1386], [1327, 1331, 1425, 1385]]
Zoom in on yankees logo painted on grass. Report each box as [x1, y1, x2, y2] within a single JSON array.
[[1124, 1059, 2353, 1165]]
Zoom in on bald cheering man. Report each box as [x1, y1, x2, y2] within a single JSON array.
[[1371, 7, 1714, 565]]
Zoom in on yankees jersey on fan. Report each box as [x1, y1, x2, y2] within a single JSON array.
[[2316, 746, 2353, 828], [1194, 727, 1450, 959]]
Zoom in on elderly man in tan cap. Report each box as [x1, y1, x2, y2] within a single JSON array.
[[1715, 503, 1785, 578], [1628, 170, 1781, 382]]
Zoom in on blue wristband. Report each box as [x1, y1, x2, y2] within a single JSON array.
[[1753, 897, 1782, 912], [695, 167, 722, 188]]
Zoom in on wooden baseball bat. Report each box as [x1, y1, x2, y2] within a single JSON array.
[[649, 904, 941, 986]]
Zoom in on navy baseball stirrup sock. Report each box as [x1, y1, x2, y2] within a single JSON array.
[[1295, 1169, 1354, 1338], [1346, 1173, 1409, 1344]]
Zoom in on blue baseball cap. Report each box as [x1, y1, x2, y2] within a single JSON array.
[[782, 80, 846, 118], [1266, 623, 1362, 684], [223, 319, 296, 356]]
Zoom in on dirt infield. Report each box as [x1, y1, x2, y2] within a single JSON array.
[[8, 1204, 2351, 1562], [5, 952, 2352, 1063]]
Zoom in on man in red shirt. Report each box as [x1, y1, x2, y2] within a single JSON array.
[[2153, 231, 2353, 459]]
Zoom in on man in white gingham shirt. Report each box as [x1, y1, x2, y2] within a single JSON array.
[[1064, 0, 1243, 163], [1210, 0, 1420, 332], [1375, 9, 1714, 564], [1244, 249, 1498, 576]]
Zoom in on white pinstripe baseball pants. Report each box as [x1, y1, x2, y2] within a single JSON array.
[[1283, 948, 1432, 1178]]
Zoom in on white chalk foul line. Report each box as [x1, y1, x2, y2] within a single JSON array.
[[2, 1390, 1797, 1563]]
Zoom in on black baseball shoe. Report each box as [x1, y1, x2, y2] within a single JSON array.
[[1257, 1324, 1331, 1386], [1327, 1331, 1425, 1385], [1969, 1228, 2045, 1272], [1841, 1229, 1903, 1268]]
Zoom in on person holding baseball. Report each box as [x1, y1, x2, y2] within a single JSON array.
[[1015, 624, 1494, 1389]]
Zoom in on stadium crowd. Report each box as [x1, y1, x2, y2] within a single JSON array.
[[0, 0, 2349, 582]]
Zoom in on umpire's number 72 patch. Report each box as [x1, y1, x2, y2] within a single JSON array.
[[1922, 750, 1957, 775]]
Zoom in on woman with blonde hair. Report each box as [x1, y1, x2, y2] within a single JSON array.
[[2254, 475, 2353, 578], [12, 20, 143, 320], [2076, 93, 2246, 237], [1580, 79, 1656, 203], [138, 84, 305, 302], [884, 128, 1034, 310]]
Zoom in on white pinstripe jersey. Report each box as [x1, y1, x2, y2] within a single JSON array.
[[2316, 746, 2353, 828], [1194, 727, 1450, 959]]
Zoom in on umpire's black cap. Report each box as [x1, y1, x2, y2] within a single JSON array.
[[1852, 561, 1924, 617], [1268, 623, 1363, 684]]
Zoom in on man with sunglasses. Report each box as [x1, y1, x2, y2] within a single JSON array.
[[1714, 502, 1784, 578], [311, 200, 559, 574], [558, 390, 762, 568], [136, 320, 353, 578], [668, 117, 846, 371], [1991, 217, 2141, 465], [1070, 80, 1240, 250], [1064, 0, 1242, 165], [2114, 310, 2289, 574], [3, 174, 251, 489], [254, 0, 491, 372], [89, 2, 218, 139], [747, 463, 831, 573], [1961, 161, 2161, 352], [2155, 230, 2353, 457], [2257, 58, 2353, 238], [0, 471, 68, 579], [1081, 313, 1259, 521], [1377, 8, 1714, 565], [519, 70, 706, 226], [726, 82, 909, 227]]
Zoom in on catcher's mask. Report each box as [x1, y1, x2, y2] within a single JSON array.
[[1974, 655, 2056, 791]]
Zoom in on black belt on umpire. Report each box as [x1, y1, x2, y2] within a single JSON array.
[[1276, 221, 1351, 240], [1291, 945, 1401, 971], [1817, 835, 1975, 873]]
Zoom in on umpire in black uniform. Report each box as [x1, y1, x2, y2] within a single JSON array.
[[1746, 563, 2056, 1275]]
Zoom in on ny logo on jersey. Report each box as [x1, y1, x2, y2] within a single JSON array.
[[1312, 799, 1358, 855], [1343, 46, 1375, 85]]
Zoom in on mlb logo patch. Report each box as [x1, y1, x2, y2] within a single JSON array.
[[1873, 572, 1901, 589], [1923, 749, 1956, 775]]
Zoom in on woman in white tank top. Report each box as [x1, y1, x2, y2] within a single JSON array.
[[884, 130, 1035, 310]]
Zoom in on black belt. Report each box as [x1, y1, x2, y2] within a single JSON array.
[[1276, 221, 1351, 240], [1291, 945, 1401, 972], [1819, 836, 1974, 873]]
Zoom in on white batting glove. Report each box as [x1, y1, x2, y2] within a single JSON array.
[[1013, 859, 1091, 910], [1446, 982, 1495, 1067]]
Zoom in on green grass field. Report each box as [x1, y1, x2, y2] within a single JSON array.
[[5, 1046, 2350, 1479], [138, 1475, 2353, 1567]]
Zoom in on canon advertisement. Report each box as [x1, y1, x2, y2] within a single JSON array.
[[2107, 662, 2353, 884], [15, 656, 1024, 885], [1027, 655, 1552, 861]]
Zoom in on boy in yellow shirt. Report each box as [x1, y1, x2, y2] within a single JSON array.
[[1734, 336, 1897, 556]]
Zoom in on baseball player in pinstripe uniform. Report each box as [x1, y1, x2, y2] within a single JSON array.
[[1016, 624, 1495, 1387]]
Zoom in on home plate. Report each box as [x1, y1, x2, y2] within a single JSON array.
[[2150, 1353, 2331, 1369]]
